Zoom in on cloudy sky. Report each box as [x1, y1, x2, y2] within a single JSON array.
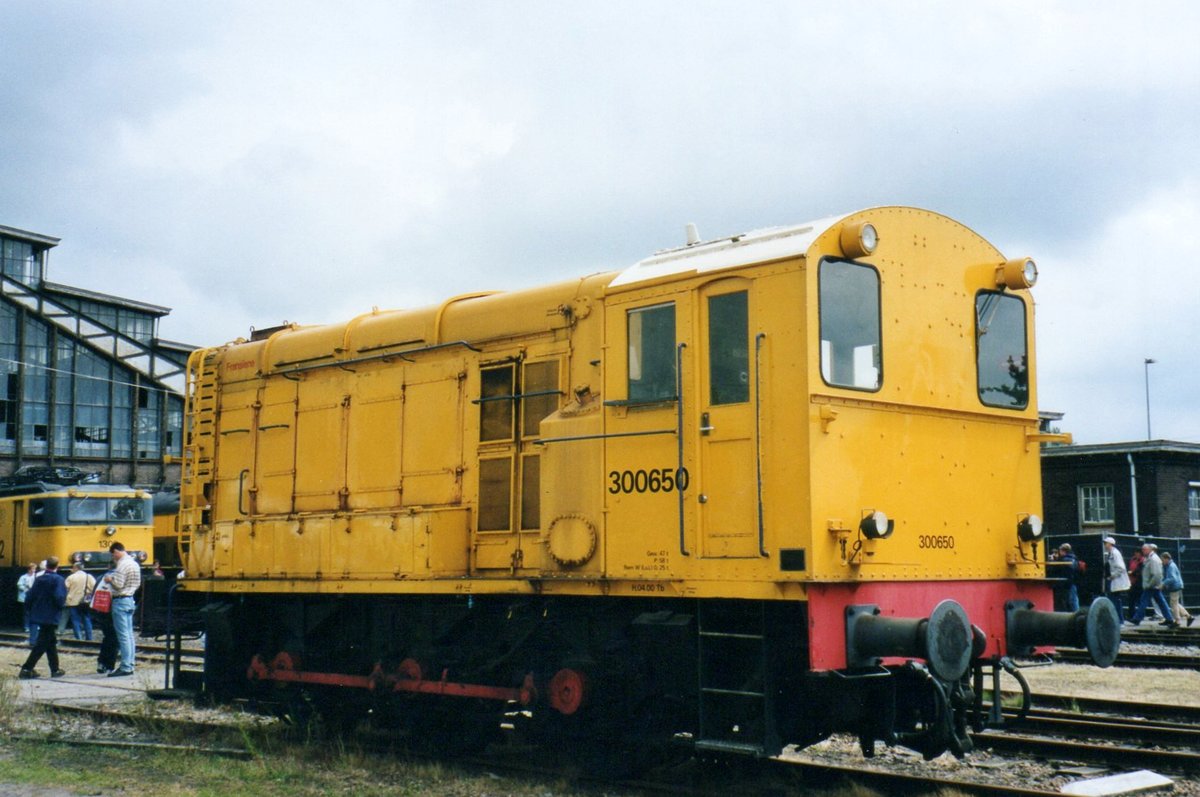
[[2, 2, 1197, 444]]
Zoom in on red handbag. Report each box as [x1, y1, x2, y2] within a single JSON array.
[[91, 589, 112, 613]]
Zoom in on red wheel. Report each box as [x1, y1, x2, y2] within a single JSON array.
[[548, 668, 589, 715]]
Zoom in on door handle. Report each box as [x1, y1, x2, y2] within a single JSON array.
[[700, 411, 714, 435]]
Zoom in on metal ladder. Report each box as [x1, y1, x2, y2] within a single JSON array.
[[177, 350, 219, 561], [695, 600, 777, 756]]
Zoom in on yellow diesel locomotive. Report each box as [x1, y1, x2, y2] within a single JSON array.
[[178, 207, 1118, 762]]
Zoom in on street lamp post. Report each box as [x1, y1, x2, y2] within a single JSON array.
[[1144, 358, 1156, 440]]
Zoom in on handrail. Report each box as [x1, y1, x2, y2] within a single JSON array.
[[676, 342, 689, 557], [754, 332, 768, 557]]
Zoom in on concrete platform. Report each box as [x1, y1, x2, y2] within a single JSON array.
[[15, 666, 169, 707]]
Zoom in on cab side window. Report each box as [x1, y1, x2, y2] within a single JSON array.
[[819, 259, 882, 391], [627, 303, 676, 403]]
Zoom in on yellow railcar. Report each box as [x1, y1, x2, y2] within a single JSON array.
[[179, 207, 1118, 763], [1, 480, 154, 625]]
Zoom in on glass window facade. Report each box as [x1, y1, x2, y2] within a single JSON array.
[[0, 303, 17, 451], [22, 317, 50, 455], [0, 298, 183, 463], [56, 297, 157, 343], [1, 238, 38, 284]]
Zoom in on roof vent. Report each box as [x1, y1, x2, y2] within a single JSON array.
[[685, 223, 700, 246]]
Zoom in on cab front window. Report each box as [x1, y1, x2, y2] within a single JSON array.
[[976, 291, 1028, 409], [819, 259, 882, 391], [67, 497, 107, 522]]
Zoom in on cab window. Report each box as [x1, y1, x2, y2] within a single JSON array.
[[975, 291, 1028, 409], [627, 303, 676, 402], [708, 291, 749, 405], [819, 259, 881, 390], [67, 497, 107, 522], [110, 497, 146, 522]]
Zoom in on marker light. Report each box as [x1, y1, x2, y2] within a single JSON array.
[[997, 257, 1038, 290], [1017, 514, 1044, 542], [840, 222, 878, 258]]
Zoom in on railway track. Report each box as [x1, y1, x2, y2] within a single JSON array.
[[1055, 647, 1200, 670], [1000, 707, 1200, 747], [0, 629, 203, 669], [1016, 691, 1200, 724], [17, 696, 1084, 797], [974, 730, 1200, 775], [1121, 626, 1200, 646], [11, 663, 1197, 795]]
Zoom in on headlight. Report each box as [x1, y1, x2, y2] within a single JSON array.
[[840, 221, 878, 258], [859, 510, 894, 540], [1017, 514, 1044, 542], [997, 257, 1038, 290]]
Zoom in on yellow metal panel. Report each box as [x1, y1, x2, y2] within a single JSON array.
[[293, 373, 346, 512], [254, 379, 298, 515], [346, 367, 404, 510], [401, 369, 465, 506], [283, 516, 326, 578], [231, 519, 271, 578], [426, 508, 470, 575]]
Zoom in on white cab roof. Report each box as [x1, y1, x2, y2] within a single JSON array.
[[609, 213, 847, 288]]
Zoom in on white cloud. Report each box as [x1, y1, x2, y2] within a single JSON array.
[[4, 0, 1199, 444]]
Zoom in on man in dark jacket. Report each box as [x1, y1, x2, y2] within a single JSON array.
[[19, 556, 67, 679]]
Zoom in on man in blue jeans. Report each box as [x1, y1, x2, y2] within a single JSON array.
[[104, 541, 142, 677]]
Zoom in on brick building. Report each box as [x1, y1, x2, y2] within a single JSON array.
[[1041, 441, 1200, 539]]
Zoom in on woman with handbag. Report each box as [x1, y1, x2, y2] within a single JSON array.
[[90, 571, 117, 674]]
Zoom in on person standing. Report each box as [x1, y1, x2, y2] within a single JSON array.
[[104, 542, 141, 677], [1103, 537, 1131, 624], [92, 570, 117, 674], [1056, 543, 1081, 612], [1130, 543, 1175, 627], [16, 563, 36, 637], [1160, 552, 1193, 627], [19, 556, 67, 679], [64, 562, 97, 640]]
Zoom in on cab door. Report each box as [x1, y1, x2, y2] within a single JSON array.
[[697, 280, 760, 558]]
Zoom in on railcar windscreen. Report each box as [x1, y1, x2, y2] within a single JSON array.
[[818, 259, 882, 391], [975, 291, 1028, 409]]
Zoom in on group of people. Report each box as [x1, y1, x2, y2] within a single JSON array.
[[14, 541, 142, 680], [1101, 537, 1194, 628]]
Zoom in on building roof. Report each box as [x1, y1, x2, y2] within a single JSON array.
[[1041, 440, 1200, 458], [41, 281, 171, 316], [0, 224, 60, 248]]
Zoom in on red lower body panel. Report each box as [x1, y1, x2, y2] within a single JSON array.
[[807, 580, 1053, 669]]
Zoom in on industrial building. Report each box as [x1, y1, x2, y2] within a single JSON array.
[[0, 223, 194, 487]]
